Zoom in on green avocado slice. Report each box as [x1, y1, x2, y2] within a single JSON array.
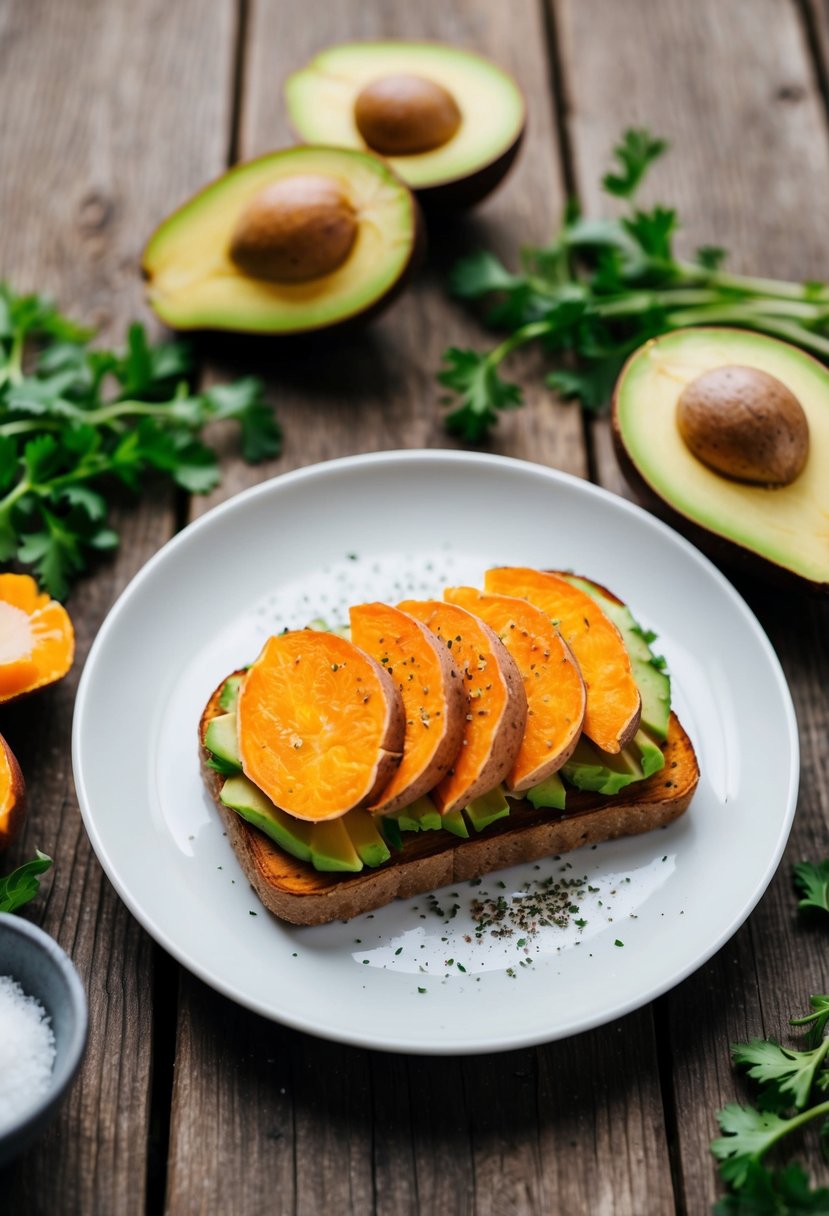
[[464, 786, 510, 832], [562, 731, 666, 795], [204, 712, 241, 770], [310, 819, 364, 873], [220, 774, 313, 862], [343, 808, 391, 868], [525, 772, 567, 811]]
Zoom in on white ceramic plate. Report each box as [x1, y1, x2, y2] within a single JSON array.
[[73, 451, 798, 1055]]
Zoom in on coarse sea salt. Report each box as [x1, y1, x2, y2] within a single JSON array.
[[0, 974, 57, 1133]]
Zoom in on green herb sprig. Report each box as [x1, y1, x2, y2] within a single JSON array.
[[439, 128, 829, 442], [709, 862, 829, 1210], [0, 284, 282, 597], [0, 850, 53, 913]]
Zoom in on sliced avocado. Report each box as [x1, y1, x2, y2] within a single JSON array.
[[562, 731, 665, 795], [464, 786, 510, 832], [613, 328, 829, 591], [285, 43, 525, 209], [143, 146, 420, 334], [204, 712, 241, 769], [440, 807, 470, 839], [525, 772, 567, 811], [563, 575, 670, 741], [393, 796, 443, 833], [343, 808, 391, 868], [220, 774, 313, 862], [218, 674, 242, 712], [310, 818, 364, 873]]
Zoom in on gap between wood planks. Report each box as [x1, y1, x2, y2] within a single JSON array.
[[145, 6, 252, 1210]]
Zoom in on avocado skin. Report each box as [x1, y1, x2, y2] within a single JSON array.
[[611, 329, 829, 595], [414, 128, 525, 212]]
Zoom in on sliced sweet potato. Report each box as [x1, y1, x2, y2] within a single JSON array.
[[237, 630, 405, 821], [484, 567, 641, 754], [0, 732, 25, 851], [0, 574, 74, 704], [397, 599, 527, 815], [349, 602, 467, 815], [444, 587, 586, 793]]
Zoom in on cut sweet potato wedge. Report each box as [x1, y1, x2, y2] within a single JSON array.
[[0, 731, 25, 851], [397, 599, 527, 815], [484, 567, 641, 754], [444, 587, 586, 793], [237, 630, 405, 821], [349, 602, 467, 815], [0, 574, 74, 705]]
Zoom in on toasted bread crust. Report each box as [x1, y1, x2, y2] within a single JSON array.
[[200, 675, 699, 926]]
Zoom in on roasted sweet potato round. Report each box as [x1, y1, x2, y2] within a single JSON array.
[[398, 599, 528, 815], [237, 630, 405, 821], [349, 602, 467, 815]]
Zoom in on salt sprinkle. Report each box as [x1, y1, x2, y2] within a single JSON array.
[[0, 975, 57, 1133]]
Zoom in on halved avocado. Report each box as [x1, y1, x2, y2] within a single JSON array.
[[142, 146, 421, 333], [613, 328, 829, 592], [285, 43, 525, 209]]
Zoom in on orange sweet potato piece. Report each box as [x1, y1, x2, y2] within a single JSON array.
[[349, 602, 467, 815], [237, 630, 405, 821], [484, 568, 641, 754], [444, 587, 586, 792], [397, 599, 527, 815], [0, 732, 26, 851], [0, 574, 74, 705]]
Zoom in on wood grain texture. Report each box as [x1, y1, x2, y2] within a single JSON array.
[[0, 0, 236, 1210], [166, 2, 673, 1215], [555, 0, 829, 1206]]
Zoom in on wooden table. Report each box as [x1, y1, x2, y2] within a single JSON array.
[[2, 1, 828, 1211]]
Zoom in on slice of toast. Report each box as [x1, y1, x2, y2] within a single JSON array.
[[199, 677, 699, 926]]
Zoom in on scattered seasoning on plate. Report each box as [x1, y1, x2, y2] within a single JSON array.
[[0, 975, 56, 1133]]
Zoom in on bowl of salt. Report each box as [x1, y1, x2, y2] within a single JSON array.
[[0, 912, 88, 1168]]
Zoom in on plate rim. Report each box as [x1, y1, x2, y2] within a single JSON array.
[[72, 449, 800, 1053]]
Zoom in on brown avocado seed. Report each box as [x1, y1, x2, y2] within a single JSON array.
[[676, 364, 810, 486], [354, 74, 462, 155], [229, 175, 358, 284]]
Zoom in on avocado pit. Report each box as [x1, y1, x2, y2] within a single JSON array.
[[676, 364, 809, 486], [229, 174, 358, 284], [354, 74, 462, 155]]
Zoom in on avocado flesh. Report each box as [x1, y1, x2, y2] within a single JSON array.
[[204, 712, 241, 768], [285, 43, 524, 191], [221, 774, 313, 863], [464, 786, 510, 832], [563, 575, 670, 741], [311, 819, 363, 872], [615, 328, 829, 586], [525, 772, 567, 811], [143, 147, 418, 333], [343, 808, 391, 867], [563, 732, 665, 795], [218, 675, 242, 712]]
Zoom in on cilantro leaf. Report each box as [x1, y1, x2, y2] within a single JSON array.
[[203, 378, 282, 463], [732, 1038, 829, 1111], [711, 1104, 795, 1187], [713, 1162, 829, 1214], [794, 862, 829, 916], [450, 251, 525, 299], [439, 348, 523, 443], [0, 851, 53, 913], [791, 997, 829, 1048], [602, 128, 669, 199]]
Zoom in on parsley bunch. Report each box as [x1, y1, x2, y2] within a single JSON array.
[[0, 284, 282, 597], [709, 861, 829, 1211], [439, 129, 829, 441]]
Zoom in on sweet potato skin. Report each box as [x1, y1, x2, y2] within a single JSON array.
[[200, 679, 698, 926], [397, 600, 528, 814], [0, 732, 26, 852], [350, 603, 468, 815]]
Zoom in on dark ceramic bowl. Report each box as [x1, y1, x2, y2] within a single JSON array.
[[0, 913, 88, 1168]]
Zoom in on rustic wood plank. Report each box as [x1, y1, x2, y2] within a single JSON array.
[[555, 0, 829, 1206], [0, 0, 237, 1209], [166, 3, 675, 1214]]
